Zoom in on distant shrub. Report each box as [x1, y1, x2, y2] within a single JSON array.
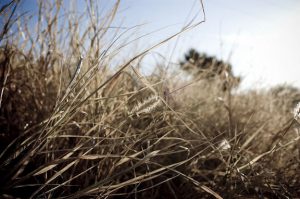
[[270, 84, 300, 113], [180, 48, 240, 91]]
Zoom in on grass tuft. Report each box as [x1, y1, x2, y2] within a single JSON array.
[[0, 0, 299, 198]]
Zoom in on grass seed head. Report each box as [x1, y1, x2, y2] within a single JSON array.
[[129, 95, 162, 116]]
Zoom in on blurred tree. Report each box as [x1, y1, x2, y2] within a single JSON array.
[[180, 48, 240, 91]]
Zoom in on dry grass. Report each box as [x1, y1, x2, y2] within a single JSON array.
[[0, 1, 299, 198]]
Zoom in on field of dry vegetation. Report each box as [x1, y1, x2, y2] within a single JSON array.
[[0, 1, 299, 198]]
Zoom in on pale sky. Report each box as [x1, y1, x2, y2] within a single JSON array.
[[115, 0, 300, 89], [3, 0, 300, 89]]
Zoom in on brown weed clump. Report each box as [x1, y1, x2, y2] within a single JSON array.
[[0, 1, 299, 198]]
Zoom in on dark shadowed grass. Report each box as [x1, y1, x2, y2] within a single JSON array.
[[0, 1, 299, 198]]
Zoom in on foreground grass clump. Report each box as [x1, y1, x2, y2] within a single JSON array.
[[0, 1, 300, 198]]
